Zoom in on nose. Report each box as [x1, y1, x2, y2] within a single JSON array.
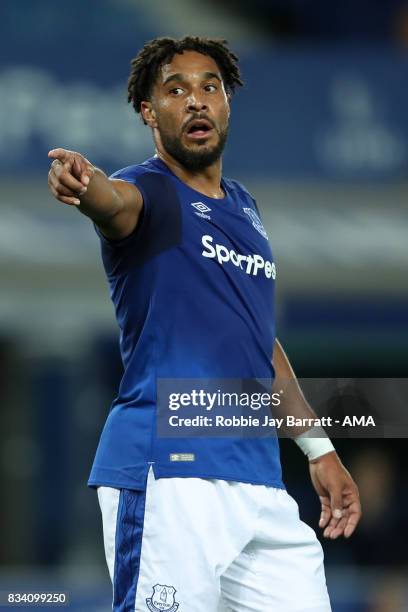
[[186, 93, 208, 113]]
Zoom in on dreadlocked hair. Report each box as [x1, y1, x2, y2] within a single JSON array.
[[127, 36, 243, 122]]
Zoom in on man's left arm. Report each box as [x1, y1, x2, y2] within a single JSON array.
[[272, 338, 362, 539]]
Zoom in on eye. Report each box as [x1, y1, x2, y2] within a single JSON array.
[[204, 84, 217, 92], [169, 87, 184, 95]]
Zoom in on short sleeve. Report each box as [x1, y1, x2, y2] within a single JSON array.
[[94, 168, 182, 276], [93, 169, 151, 250]]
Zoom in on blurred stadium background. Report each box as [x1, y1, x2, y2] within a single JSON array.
[[1, 0, 407, 610]]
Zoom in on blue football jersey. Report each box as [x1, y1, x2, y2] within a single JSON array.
[[88, 156, 284, 490]]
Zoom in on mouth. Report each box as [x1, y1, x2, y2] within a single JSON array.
[[184, 118, 214, 140]]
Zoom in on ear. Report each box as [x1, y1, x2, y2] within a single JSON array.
[[141, 100, 157, 128]]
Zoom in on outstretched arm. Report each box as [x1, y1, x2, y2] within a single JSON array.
[[48, 148, 143, 240], [272, 339, 362, 539]]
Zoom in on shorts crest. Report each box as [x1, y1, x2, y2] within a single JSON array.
[[146, 584, 179, 612]]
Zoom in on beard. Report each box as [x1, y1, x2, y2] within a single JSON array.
[[158, 120, 228, 171]]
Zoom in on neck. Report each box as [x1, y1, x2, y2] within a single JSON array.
[[155, 146, 224, 200]]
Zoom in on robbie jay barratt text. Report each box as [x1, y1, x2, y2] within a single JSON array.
[[168, 415, 342, 428]]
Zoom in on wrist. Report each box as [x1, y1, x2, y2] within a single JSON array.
[[294, 426, 335, 461]]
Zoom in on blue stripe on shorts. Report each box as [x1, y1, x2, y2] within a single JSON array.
[[113, 488, 147, 611]]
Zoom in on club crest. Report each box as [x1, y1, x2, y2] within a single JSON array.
[[146, 584, 179, 612], [243, 207, 268, 240]]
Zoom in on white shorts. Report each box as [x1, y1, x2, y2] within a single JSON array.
[[97, 468, 331, 612]]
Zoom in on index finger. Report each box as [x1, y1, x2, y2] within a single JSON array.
[[48, 148, 72, 163]]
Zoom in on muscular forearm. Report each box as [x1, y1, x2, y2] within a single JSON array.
[[272, 339, 321, 437], [77, 168, 123, 223], [273, 338, 335, 462]]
